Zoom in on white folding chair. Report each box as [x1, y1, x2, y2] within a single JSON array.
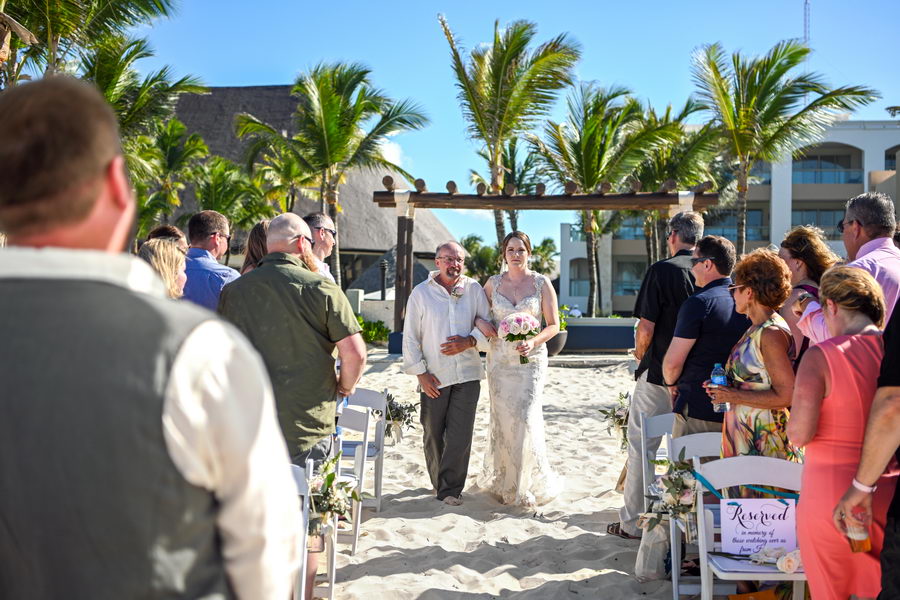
[[344, 388, 387, 512], [335, 406, 371, 555], [640, 412, 676, 512], [693, 456, 807, 600], [291, 461, 312, 600], [665, 433, 728, 599]]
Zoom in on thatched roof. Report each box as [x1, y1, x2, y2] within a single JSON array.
[[347, 246, 431, 293], [174, 86, 455, 254]]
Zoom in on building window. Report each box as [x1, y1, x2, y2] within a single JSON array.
[[792, 153, 863, 184], [569, 225, 586, 242], [704, 210, 766, 241], [887, 149, 898, 171], [791, 209, 844, 240], [569, 258, 590, 297], [750, 162, 772, 185], [613, 215, 646, 239], [613, 260, 647, 296]]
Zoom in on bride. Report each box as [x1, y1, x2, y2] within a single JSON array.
[[476, 231, 563, 507]]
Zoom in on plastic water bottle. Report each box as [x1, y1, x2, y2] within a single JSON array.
[[711, 363, 730, 413]]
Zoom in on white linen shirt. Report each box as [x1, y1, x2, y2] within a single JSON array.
[[0, 247, 302, 600], [402, 272, 491, 387]]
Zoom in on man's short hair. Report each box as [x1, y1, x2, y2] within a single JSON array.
[[0, 76, 122, 236], [846, 192, 896, 238], [187, 211, 229, 243], [696, 235, 737, 276], [303, 212, 331, 230], [668, 211, 704, 245], [147, 224, 186, 242]]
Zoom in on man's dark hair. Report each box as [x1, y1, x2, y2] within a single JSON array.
[[696, 235, 737, 276], [303, 212, 331, 230], [147, 224, 185, 242], [187, 210, 229, 243], [0, 76, 122, 236], [846, 192, 896, 239], [668, 211, 704, 245]]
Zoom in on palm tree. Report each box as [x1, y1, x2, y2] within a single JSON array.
[[529, 237, 558, 275], [141, 118, 208, 224], [440, 16, 580, 246], [6, 0, 174, 78], [80, 36, 205, 139], [888, 106, 900, 118], [289, 62, 428, 286], [234, 114, 318, 213], [692, 40, 878, 255], [633, 99, 719, 262], [459, 234, 499, 285], [0, 4, 37, 86], [470, 138, 540, 232], [532, 84, 679, 316]]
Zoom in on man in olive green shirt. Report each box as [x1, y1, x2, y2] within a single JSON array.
[[218, 213, 366, 461]]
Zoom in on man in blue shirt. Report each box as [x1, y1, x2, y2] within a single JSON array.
[[183, 210, 239, 310], [663, 235, 750, 436]]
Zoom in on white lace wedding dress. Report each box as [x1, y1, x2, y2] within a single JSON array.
[[479, 272, 563, 507]]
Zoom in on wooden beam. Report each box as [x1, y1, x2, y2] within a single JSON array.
[[393, 216, 407, 332], [446, 180, 458, 194], [372, 190, 719, 211], [382, 175, 395, 191], [414, 178, 427, 193]]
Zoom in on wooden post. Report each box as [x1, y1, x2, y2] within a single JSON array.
[[394, 215, 407, 332], [403, 215, 415, 328]]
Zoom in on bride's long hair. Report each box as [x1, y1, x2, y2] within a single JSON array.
[[501, 231, 532, 272]]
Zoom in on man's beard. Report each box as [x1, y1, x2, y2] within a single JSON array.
[[301, 246, 320, 273]]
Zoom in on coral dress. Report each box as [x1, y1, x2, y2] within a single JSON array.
[[796, 333, 897, 600]]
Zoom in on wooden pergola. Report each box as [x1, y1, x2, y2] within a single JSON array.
[[373, 175, 719, 332]]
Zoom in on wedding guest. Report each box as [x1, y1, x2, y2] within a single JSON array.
[[706, 249, 798, 462], [183, 210, 239, 310], [777, 226, 839, 364], [794, 192, 900, 342], [303, 212, 337, 282], [663, 235, 750, 436], [146, 223, 188, 252], [0, 76, 301, 599], [403, 241, 491, 506], [789, 266, 895, 600], [138, 238, 187, 299], [240, 219, 269, 274], [609, 211, 701, 540]]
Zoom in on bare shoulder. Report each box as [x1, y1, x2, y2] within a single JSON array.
[[761, 324, 792, 350]]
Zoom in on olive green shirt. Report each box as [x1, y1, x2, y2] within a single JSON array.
[[217, 252, 361, 455]]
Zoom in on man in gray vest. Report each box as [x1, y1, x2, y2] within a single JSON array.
[[0, 76, 301, 599]]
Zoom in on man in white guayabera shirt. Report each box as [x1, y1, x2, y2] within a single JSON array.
[[403, 241, 491, 506]]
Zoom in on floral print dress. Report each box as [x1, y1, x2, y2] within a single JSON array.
[[721, 313, 802, 463]]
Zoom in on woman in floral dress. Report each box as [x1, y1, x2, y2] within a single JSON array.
[[704, 249, 801, 463]]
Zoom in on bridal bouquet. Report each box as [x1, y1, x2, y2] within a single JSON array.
[[498, 312, 541, 364]]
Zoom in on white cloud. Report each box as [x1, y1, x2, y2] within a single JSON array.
[[450, 208, 494, 221], [380, 140, 403, 167]]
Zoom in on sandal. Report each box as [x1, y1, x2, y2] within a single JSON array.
[[606, 522, 641, 540]]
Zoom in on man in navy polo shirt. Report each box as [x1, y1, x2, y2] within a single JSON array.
[[662, 235, 750, 436], [183, 210, 240, 310]]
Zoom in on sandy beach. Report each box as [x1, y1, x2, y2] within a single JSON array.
[[331, 351, 671, 599]]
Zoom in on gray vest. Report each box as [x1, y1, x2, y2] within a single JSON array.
[[0, 278, 234, 599]]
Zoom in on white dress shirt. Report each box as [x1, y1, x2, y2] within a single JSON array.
[[0, 247, 302, 600], [402, 272, 491, 387]]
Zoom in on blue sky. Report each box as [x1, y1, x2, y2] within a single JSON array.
[[136, 0, 899, 249]]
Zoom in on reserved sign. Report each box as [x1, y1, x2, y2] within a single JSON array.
[[720, 499, 797, 555]]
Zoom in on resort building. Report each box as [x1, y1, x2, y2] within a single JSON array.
[[558, 119, 900, 315]]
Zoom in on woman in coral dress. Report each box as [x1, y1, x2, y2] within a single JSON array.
[[788, 266, 898, 600]]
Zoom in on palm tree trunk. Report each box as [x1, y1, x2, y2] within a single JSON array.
[[644, 215, 656, 263], [327, 187, 341, 287], [655, 218, 668, 261], [319, 176, 327, 214], [491, 157, 506, 246], [507, 210, 519, 232], [736, 166, 748, 256], [584, 210, 598, 317]]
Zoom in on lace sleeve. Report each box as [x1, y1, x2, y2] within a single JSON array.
[[533, 272, 545, 294]]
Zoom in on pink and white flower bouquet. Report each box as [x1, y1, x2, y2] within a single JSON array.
[[498, 312, 541, 364]]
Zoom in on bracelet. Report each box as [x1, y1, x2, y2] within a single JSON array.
[[852, 478, 877, 493]]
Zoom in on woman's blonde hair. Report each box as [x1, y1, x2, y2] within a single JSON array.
[[780, 225, 840, 284], [139, 238, 186, 299], [818, 266, 886, 327]]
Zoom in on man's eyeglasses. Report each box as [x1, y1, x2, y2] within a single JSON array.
[[315, 226, 337, 238], [290, 234, 315, 246], [690, 256, 713, 266], [727, 284, 745, 296], [213, 232, 231, 242], [836, 218, 858, 234], [437, 256, 464, 264]]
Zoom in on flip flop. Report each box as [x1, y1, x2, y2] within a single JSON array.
[[606, 522, 641, 540]]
